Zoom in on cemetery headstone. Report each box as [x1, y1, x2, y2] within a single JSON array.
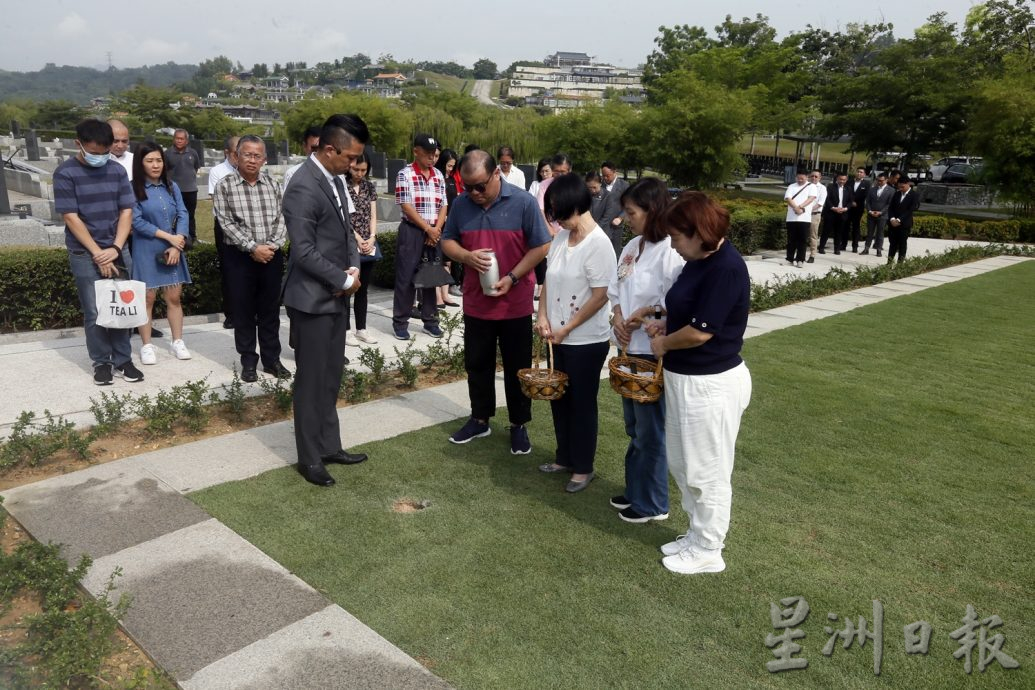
[[10, 120, 20, 137], [264, 138, 278, 165], [25, 129, 40, 161], [387, 159, 405, 193]]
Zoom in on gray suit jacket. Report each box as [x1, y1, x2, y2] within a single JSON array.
[[865, 184, 894, 215], [281, 158, 360, 315]]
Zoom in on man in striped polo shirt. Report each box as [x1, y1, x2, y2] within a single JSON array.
[[392, 133, 447, 340], [441, 149, 551, 454], [54, 119, 143, 386]]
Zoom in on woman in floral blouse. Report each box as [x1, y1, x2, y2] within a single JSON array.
[[345, 151, 379, 345]]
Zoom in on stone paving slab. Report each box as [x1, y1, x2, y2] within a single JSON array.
[[182, 605, 450, 690], [81, 519, 330, 681], [0, 461, 209, 562]]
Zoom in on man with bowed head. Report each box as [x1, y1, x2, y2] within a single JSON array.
[[441, 149, 552, 454], [282, 114, 371, 487], [163, 128, 201, 245]]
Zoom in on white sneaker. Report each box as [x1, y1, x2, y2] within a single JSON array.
[[660, 532, 696, 556], [140, 343, 157, 365], [661, 545, 725, 575], [355, 329, 378, 344], [345, 332, 361, 347], [170, 339, 191, 360]]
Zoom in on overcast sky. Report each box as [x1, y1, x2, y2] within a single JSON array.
[[1, 0, 982, 73]]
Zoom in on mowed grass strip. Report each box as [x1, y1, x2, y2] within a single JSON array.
[[192, 262, 1035, 689]]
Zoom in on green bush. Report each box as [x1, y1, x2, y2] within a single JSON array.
[[371, 231, 398, 288]]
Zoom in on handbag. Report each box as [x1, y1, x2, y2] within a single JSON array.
[[412, 246, 454, 288], [359, 238, 382, 263], [94, 276, 148, 329]]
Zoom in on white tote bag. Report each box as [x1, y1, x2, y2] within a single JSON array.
[[94, 278, 148, 329]]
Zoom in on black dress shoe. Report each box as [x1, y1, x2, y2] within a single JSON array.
[[263, 361, 292, 379], [241, 367, 258, 383], [297, 463, 335, 486], [806, 256, 815, 263], [344, 355, 350, 366], [818, 248, 826, 254], [151, 325, 164, 338], [322, 450, 368, 465], [223, 317, 234, 329]]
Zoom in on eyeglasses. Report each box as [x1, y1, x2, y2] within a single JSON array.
[[239, 152, 265, 161], [466, 175, 493, 194]]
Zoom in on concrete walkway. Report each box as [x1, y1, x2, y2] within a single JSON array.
[[1, 249, 1028, 689]]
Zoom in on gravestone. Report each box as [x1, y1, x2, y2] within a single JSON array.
[[517, 164, 535, 190], [387, 159, 405, 193], [10, 120, 20, 137], [0, 169, 11, 215], [278, 140, 289, 158], [264, 138, 278, 165], [367, 147, 387, 180], [25, 129, 40, 161], [189, 137, 205, 163]]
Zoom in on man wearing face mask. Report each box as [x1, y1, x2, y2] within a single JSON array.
[[53, 119, 143, 386]]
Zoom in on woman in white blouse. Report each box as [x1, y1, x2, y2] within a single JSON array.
[[607, 177, 684, 522], [535, 173, 618, 493]]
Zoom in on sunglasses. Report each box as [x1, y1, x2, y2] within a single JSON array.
[[466, 174, 494, 194]]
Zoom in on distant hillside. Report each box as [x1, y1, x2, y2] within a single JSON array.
[[0, 63, 199, 104]]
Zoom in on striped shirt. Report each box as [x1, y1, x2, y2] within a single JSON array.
[[53, 158, 135, 252], [213, 170, 287, 253], [395, 162, 446, 225]]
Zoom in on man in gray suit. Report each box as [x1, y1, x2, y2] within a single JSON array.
[[601, 161, 629, 256], [862, 173, 893, 257], [281, 114, 371, 487]]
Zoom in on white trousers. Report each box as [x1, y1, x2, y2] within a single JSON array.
[[664, 362, 752, 551]]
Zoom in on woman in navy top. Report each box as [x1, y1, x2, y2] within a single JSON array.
[[131, 141, 192, 365], [646, 192, 752, 576]]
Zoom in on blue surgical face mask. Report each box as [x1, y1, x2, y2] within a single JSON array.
[[79, 144, 110, 168]]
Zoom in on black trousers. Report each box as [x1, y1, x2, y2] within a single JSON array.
[[214, 220, 233, 320], [847, 207, 865, 250], [549, 340, 610, 474], [181, 191, 198, 243], [887, 225, 910, 262], [223, 247, 283, 369], [347, 260, 376, 331], [785, 222, 809, 263], [392, 221, 438, 331], [464, 314, 533, 425], [820, 213, 847, 252], [288, 307, 347, 468]]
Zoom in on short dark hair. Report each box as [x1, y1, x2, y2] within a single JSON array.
[[463, 143, 480, 154], [76, 119, 114, 146], [222, 135, 239, 152], [899, 176, 912, 185], [551, 153, 572, 169], [621, 177, 670, 244], [544, 172, 591, 222], [877, 173, 887, 180], [320, 113, 371, 149], [460, 149, 496, 177], [497, 146, 515, 159], [584, 170, 603, 184], [301, 125, 322, 143], [657, 191, 730, 252], [236, 134, 265, 153], [131, 141, 171, 202], [836, 171, 848, 179], [890, 169, 903, 178], [795, 167, 809, 176], [601, 160, 616, 171]]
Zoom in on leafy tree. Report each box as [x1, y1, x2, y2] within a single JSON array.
[[31, 100, 86, 129], [283, 92, 412, 157], [643, 24, 715, 85], [197, 55, 234, 78], [963, 0, 1035, 71], [535, 101, 638, 172], [472, 58, 498, 80], [715, 13, 777, 49], [112, 84, 186, 129], [251, 63, 269, 78], [969, 63, 1035, 211]]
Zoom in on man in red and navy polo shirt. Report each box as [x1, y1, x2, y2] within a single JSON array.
[[441, 149, 552, 454]]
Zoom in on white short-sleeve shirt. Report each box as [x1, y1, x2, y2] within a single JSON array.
[[545, 226, 618, 345]]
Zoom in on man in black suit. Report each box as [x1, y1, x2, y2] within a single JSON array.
[[601, 161, 629, 256], [819, 172, 850, 255], [846, 167, 871, 252], [862, 173, 893, 256], [281, 114, 371, 487], [886, 177, 920, 264]]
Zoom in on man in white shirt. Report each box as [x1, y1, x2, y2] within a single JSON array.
[[282, 126, 322, 189], [806, 170, 826, 263], [497, 146, 526, 190], [784, 170, 817, 268], [819, 172, 850, 255], [209, 135, 240, 329], [107, 120, 132, 180]]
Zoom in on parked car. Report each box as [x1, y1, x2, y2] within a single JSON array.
[[869, 159, 929, 183], [940, 163, 982, 184], [929, 156, 982, 182]]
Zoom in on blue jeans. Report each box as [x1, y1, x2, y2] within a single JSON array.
[[68, 250, 133, 369], [622, 394, 669, 516]]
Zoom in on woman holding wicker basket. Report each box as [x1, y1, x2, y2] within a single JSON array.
[[607, 177, 684, 523], [535, 173, 618, 493], [645, 192, 752, 576]]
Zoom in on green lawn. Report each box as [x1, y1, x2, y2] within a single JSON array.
[[192, 262, 1035, 688]]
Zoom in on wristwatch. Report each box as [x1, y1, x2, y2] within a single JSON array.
[[507, 271, 518, 286]]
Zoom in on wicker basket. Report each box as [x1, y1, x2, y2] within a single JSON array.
[[608, 349, 664, 403], [517, 340, 568, 400]]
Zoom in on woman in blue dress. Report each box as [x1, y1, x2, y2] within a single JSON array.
[[131, 142, 192, 364]]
